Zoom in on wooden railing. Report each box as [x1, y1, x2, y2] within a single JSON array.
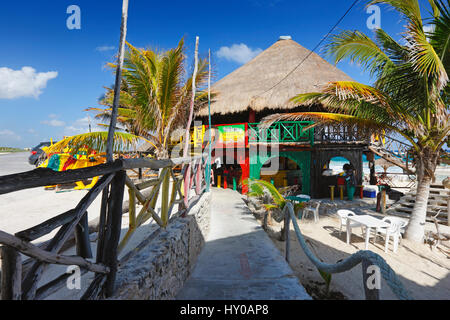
[[369, 134, 415, 174], [314, 124, 370, 144], [248, 121, 315, 145], [0, 154, 208, 300], [247, 122, 370, 145]]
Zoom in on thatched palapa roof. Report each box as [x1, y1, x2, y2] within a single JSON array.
[[198, 37, 353, 117]]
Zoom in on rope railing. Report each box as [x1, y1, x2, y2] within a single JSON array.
[[283, 202, 413, 300]]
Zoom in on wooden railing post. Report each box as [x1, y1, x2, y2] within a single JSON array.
[[128, 187, 136, 231], [195, 160, 202, 195], [75, 212, 93, 259], [161, 167, 170, 226], [183, 163, 192, 210], [1, 246, 22, 300], [103, 170, 126, 297], [284, 209, 291, 263]]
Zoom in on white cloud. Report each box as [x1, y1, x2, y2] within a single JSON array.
[[65, 117, 101, 135], [96, 46, 116, 52], [42, 119, 66, 127], [0, 129, 15, 136], [216, 44, 263, 64], [423, 25, 435, 34], [0, 129, 21, 141], [0, 67, 58, 99], [41, 114, 65, 127]]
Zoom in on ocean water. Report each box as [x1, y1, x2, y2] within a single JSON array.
[[329, 156, 448, 183]]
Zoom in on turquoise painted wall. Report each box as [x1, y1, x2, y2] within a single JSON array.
[[249, 150, 311, 195]]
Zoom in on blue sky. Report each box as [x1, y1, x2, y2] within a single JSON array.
[[0, 0, 434, 148]]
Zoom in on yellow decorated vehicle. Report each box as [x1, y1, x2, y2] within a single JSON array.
[[40, 145, 106, 190]]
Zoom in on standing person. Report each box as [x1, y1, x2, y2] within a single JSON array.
[[345, 164, 356, 201], [223, 165, 229, 189]]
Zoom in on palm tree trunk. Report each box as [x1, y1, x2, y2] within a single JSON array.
[[404, 149, 438, 242], [404, 174, 432, 242]]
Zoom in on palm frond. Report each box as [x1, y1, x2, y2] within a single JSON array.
[[248, 179, 286, 208], [45, 132, 154, 156], [325, 30, 394, 77]]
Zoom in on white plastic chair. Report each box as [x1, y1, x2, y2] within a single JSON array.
[[375, 217, 406, 253], [382, 217, 408, 234], [336, 210, 365, 237], [302, 201, 320, 223]]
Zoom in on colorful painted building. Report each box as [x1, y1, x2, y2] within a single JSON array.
[[195, 37, 371, 198]]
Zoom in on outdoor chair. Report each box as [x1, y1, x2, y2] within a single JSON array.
[[302, 201, 320, 223], [375, 217, 407, 253], [381, 216, 409, 235], [336, 209, 365, 237]]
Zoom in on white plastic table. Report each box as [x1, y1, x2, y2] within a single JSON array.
[[346, 215, 390, 250]]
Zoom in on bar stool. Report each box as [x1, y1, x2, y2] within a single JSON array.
[[338, 185, 345, 200], [358, 185, 364, 199], [329, 185, 335, 201]]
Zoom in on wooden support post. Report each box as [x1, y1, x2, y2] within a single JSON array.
[[161, 167, 170, 226], [102, 170, 126, 298], [128, 187, 136, 230], [1, 246, 22, 300], [96, 188, 110, 263], [284, 211, 291, 263], [195, 161, 202, 195], [362, 259, 380, 300], [183, 163, 192, 210], [381, 188, 387, 214], [447, 194, 450, 227], [105, 0, 129, 162], [75, 211, 93, 259]]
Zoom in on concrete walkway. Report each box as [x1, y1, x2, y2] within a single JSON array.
[[177, 188, 311, 300]]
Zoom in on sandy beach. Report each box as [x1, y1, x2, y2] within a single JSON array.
[[0, 153, 165, 299], [247, 200, 450, 300]]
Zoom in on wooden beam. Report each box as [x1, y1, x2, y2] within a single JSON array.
[[0, 230, 109, 273], [125, 176, 164, 227], [16, 209, 77, 242], [1, 246, 22, 300], [0, 160, 123, 195]]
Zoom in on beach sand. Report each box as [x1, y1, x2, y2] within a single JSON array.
[[255, 209, 450, 300]]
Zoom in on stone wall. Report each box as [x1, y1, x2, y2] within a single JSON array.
[[110, 191, 211, 300]]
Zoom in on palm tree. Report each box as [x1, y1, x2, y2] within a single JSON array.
[[265, 0, 449, 242], [95, 38, 210, 159]]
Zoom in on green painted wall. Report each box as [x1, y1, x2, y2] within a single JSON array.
[[249, 150, 311, 195]]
